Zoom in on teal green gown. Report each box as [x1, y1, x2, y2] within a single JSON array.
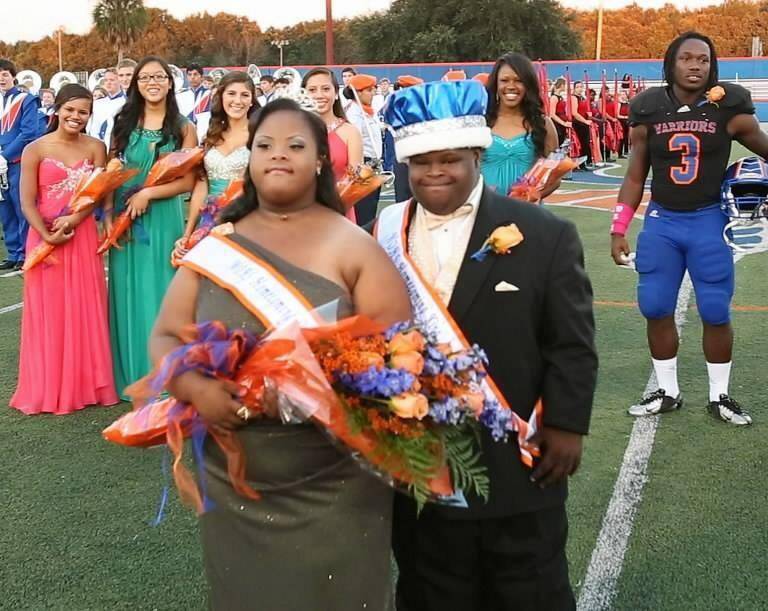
[[109, 127, 187, 398], [481, 132, 537, 196]]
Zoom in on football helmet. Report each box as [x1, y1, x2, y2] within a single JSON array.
[[721, 157, 768, 221]]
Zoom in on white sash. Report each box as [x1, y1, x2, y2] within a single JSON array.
[[376, 201, 541, 466], [181, 233, 321, 330]]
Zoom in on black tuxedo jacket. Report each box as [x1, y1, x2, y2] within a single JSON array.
[[397, 187, 598, 519]]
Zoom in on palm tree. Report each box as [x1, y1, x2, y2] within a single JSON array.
[[92, 0, 149, 63]]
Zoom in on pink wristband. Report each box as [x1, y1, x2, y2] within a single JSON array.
[[610, 203, 635, 236]]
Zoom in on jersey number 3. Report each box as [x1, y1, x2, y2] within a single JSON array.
[[669, 133, 701, 185]]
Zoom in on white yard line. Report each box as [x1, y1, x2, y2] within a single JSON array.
[[576, 273, 694, 611], [0, 302, 22, 315], [578, 252, 748, 609]]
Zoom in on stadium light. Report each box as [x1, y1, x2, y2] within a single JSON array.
[[271, 39, 290, 67]]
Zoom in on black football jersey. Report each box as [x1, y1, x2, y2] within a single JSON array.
[[629, 83, 755, 210]]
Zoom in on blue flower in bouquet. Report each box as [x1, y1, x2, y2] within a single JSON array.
[[428, 397, 465, 426], [479, 399, 513, 441], [340, 366, 416, 398], [384, 321, 413, 341]]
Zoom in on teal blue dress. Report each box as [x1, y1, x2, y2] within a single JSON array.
[[481, 133, 537, 196]]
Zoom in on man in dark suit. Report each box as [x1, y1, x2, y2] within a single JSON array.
[[380, 80, 597, 610]]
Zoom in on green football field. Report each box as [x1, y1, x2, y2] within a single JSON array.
[[0, 155, 766, 609]]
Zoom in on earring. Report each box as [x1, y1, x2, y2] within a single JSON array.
[[316, 167, 321, 176]]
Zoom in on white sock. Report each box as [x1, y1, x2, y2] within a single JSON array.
[[707, 361, 732, 402], [652, 357, 679, 397]]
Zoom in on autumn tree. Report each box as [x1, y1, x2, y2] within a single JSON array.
[[92, 0, 149, 63]]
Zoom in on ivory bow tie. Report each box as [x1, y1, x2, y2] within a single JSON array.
[[423, 204, 474, 230]]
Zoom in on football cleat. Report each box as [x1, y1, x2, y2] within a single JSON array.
[[707, 394, 753, 426], [628, 389, 683, 416]]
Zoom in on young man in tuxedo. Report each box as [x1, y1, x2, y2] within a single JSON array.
[[381, 80, 598, 611]]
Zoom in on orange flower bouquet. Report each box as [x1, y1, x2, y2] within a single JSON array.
[[24, 159, 139, 270], [170, 179, 244, 267], [97, 148, 205, 254], [103, 317, 514, 513], [508, 143, 580, 203], [336, 164, 391, 211]]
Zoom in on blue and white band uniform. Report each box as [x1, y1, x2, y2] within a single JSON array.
[[0, 86, 42, 263], [86, 91, 126, 147]]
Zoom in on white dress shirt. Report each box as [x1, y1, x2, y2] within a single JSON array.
[[408, 177, 484, 304], [346, 102, 383, 160]]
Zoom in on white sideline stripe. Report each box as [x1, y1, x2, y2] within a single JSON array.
[[576, 273, 694, 611], [0, 302, 22, 315]]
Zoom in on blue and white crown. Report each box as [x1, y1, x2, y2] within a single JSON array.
[[383, 80, 492, 162]]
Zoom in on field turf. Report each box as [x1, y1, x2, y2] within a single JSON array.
[[0, 154, 766, 609]]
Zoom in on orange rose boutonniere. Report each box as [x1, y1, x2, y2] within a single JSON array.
[[471, 223, 524, 261], [706, 85, 726, 107]]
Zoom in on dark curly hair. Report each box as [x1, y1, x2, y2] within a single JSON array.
[[663, 31, 719, 91], [219, 98, 344, 223], [111, 55, 185, 160], [485, 52, 548, 159], [203, 71, 258, 151]]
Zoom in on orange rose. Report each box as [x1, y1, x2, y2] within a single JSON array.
[[359, 352, 385, 369], [389, 330, 426, 354], [459, 390, 485, 418], [390, 351, 425, 375], [706, 85, 726, 104], [488, 224, 524, 254], [391, 393, 429, 420]]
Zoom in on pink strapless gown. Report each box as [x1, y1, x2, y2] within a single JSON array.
[[328, 125, 357, 223], [10, 158, 119, 415]]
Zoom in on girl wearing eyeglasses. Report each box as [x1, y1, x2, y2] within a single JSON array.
[[104, 55, 198, 398]]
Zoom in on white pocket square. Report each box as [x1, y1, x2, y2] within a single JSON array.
[[494, 281, 520, 292]]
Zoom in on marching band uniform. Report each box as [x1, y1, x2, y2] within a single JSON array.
[[177, 85, 211, 145], [0, 85, 41, 268], [87, 90, 126, 148]]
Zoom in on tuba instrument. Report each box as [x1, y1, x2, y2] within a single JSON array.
[[16, 70, 43, 94], [49, 71, 79, 93]]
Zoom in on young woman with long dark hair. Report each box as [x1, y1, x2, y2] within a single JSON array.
[[482, 53, 559, 197], [105, 55, 198, 397], [303, 67, 363, 221], [176, 71, 257, 250], [12, 84, 118, 414], [150, 98, 411, 609]]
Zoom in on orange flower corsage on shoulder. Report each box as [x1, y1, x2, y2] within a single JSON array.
[[471, 224, 524, 261], [706, 85, 726, 106]]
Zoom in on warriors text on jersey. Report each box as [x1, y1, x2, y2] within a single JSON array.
[[629, 83, 755, 211]]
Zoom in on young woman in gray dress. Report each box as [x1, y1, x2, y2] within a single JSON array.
[[150, 99, 412, 610]]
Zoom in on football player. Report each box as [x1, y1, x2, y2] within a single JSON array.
[[611, 32, 768, 425]]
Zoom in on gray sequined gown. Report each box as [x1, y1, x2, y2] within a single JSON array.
[[196, 233, 393, 611]]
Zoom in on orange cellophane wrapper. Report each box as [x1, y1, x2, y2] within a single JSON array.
[[23, 164, 139, 271], [508, 156, 578, 203], [96, 148, 204, 254], [145, 148, 205, 187], [103, 315, 453, 513], [337, 168, 387, 211]]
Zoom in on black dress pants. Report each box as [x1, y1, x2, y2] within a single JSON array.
[[393, 496, 575, 611]]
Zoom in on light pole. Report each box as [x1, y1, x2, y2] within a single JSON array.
[[595, 0, 604, 61], [271, 39, 290, 67], [57, 27, 64, 72], [325, 0, 335, 66]]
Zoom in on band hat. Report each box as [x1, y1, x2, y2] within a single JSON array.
[[349, 74, 377, 91]]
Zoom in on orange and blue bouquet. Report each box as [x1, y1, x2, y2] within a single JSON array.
[[23, 159, 138, 270], [97, 148, 204, 254], [170, 179, 244, 267], [508, 141, 581, 203], [104, 317, 515, 512]]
